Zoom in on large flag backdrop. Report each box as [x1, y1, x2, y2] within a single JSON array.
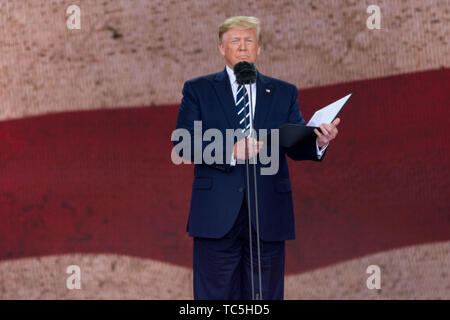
[[0, 0, 448, 299]]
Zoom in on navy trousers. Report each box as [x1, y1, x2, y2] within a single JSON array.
[[193, 195, 285, 300]]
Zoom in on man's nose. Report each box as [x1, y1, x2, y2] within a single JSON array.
[[238, 40, 247, 50]]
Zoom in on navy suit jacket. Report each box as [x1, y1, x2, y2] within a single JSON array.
[[175, 68, 325, 242]]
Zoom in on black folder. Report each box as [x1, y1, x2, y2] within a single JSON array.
[[261, 124, 319, 161], [278, 124, 318, 148], [264, 124, 318, 148]]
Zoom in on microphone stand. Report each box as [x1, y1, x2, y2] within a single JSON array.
[[242, 83, 263, 300]]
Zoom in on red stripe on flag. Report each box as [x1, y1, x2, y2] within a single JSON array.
[[0, 68, 448, 275]]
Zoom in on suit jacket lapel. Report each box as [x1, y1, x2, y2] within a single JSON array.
[[212, 68, 274, 131], [253, 72, 274, 130], [213, 69, 240, 129]]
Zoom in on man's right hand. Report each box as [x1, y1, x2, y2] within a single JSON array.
[[233, 137, 264, 160]]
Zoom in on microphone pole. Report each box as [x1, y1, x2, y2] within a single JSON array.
[[242, 87, 255, 300], [248, 83, 263, 301], [234, 62, 263, 300]]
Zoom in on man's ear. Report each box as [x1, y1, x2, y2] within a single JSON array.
[[218, 43, 225, 57]]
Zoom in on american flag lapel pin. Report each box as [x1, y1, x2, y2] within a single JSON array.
[[266, 88, 270, 93]]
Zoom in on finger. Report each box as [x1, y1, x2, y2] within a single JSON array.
[[250, 141, 261, 151], [332, 118, 341, 127], [315, 130, 328, 145], [257, 142, 264, 152], [320, 124, 329, 136], [323, 123, 334, 133], [252, 141, 259, 151], [323, 125, 336, 139], [314, 128, 323, 138], [323, 124, 337, 139]]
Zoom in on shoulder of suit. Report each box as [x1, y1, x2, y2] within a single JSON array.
[[184, 71, 223, 87], [258, 73, 297, 91]]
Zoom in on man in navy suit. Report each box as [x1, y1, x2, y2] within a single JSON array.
[[174, 16, 340, 299]]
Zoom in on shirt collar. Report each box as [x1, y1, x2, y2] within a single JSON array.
[[226, 64, 259, 87], [225, 65, 237, 86]]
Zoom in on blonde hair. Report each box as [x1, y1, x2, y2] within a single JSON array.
[[218, 16, 261, 43]]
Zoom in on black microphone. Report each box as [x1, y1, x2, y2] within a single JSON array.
[[233, 61, 257, 84]]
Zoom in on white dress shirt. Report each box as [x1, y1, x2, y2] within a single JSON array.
[[226, 65, 328, 165]]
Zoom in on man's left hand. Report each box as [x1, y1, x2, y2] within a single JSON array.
[[314, 118, 341, 148]]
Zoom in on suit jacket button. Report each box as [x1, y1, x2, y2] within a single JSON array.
[[238, 187, 244, 192]]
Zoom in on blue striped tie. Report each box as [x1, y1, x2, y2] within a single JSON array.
[[235, 84, 250, 134]]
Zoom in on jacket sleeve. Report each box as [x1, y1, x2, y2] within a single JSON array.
[[285, 85, 326, 162], [173, 80, 234, 172]]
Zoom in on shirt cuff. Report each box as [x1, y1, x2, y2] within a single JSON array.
[[316, 139, 328, 159], [230, 153, 237, 166]]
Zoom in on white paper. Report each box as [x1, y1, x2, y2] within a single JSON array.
[[306, 93, 352, 127]]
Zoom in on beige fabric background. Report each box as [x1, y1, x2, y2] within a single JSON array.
[[1, 241, 449, 299], [0, 0, 448, 120]]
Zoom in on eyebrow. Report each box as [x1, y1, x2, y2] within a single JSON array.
[[230, 37, 254, 41]]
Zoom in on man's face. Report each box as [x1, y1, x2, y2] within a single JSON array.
[[218, 28, 261, 69]]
